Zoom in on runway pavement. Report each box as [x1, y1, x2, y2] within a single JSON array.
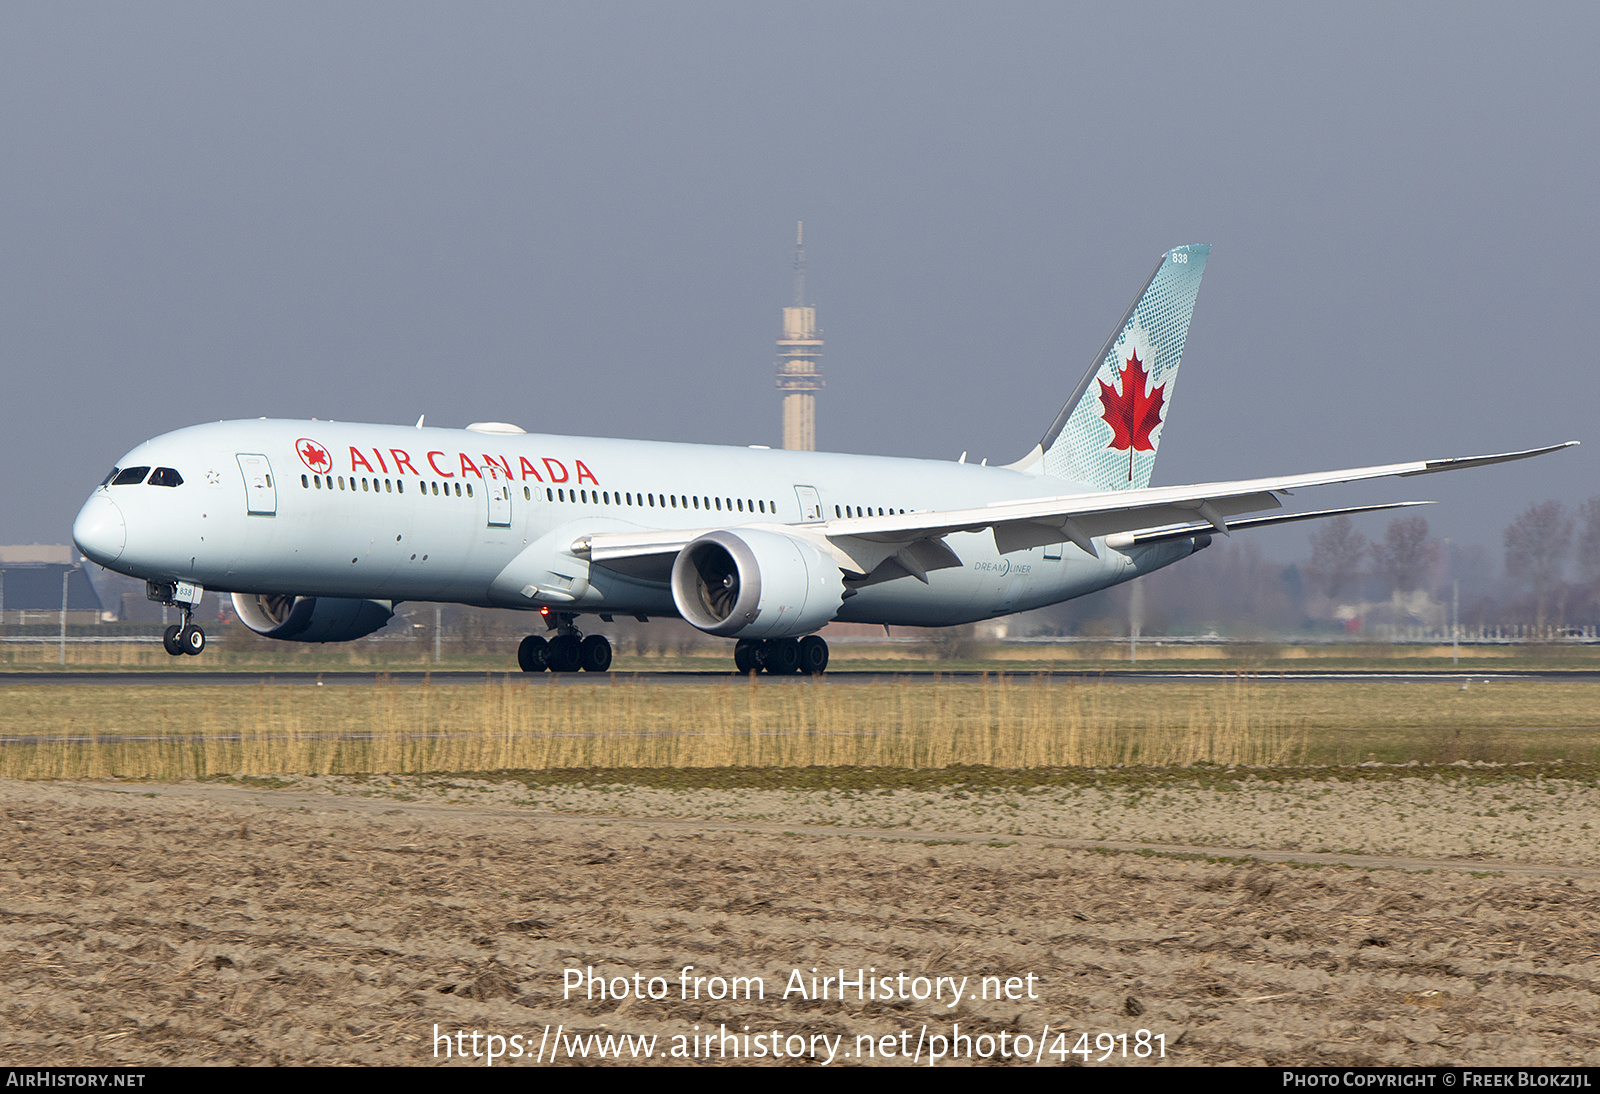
[[5, 668, 1600, 685]]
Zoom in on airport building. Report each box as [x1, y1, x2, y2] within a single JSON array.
[[0, 544, 106, 626], [774, 221, 824, 451]]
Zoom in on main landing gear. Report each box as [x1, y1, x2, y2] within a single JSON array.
[[734, 635, 829, 675], [518, 612, 611, 673]]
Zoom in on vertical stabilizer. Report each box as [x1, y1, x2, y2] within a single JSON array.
[[1009, 244, 1209, 489]]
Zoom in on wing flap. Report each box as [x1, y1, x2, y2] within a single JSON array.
[[1107, 501, 1433, 547]]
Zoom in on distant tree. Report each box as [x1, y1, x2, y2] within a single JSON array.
[[1504, 500, 1574, 629], [1578, 497, 1600, 606], [1372, 515, 1437, 596], [1305, 516, 1368, 602]]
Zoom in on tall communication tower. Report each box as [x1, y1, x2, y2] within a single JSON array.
[[775, 221, 824, 450]]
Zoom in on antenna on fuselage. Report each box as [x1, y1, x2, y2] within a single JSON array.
[[416, 414, 425, 429]]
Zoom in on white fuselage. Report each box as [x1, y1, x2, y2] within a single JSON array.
[[73, 419, 1198, 629]]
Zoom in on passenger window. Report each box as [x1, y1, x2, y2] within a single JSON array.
[[466, 484, 472, 497], [148, 468, 184, 487], [546, 488, 553, 501], [397, 480, 404, 494], [111, 467, 151, 486], [314, 476, 322, 489], [523, 486, 530, 500], [301, 475, 309, 489], [385, 479, 392, 492]]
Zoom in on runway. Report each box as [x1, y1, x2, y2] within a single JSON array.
[[5, 668, 1600, 685]]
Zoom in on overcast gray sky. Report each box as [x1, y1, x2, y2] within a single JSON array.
[[3, 2, 1596, 562]]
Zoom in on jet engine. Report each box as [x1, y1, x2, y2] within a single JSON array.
[[670, 529, 844, 639], [231, 593, 394, 643]]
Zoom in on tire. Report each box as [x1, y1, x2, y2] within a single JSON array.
[[181, 626, 206, 655], [548, 634, 583, 673], [733, 639, 761, 674], [798, 634, 829, 675], [517, 635, 550, 672], [579, 635, 612, 672], [163, 624, 184, 656], [763, 638, 801, 675]]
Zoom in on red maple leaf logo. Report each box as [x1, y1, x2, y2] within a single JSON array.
[[296, 438, 331, 474], [1098, 350, 1165, 481]]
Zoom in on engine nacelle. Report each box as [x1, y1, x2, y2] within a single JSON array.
[[231, 593, 394, 643], [671, 529, 844, 639]]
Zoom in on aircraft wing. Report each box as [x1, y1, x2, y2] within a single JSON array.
[[819, 442, 1577, 566], [575, 441, 1576, 580]]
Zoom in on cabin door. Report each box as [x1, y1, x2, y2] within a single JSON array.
[[487, 482, 512, 527], [237, 454, 277, 515], [793, 485, 823, 522]]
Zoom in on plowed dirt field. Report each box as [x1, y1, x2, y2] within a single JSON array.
[[2, 775, 1598, 1067]]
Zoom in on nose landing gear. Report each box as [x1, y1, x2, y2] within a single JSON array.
[[150, 580, 206, 657], [161, 618, 206, 656], [519, 612, 611, 673], [733, 635, 829, 675]]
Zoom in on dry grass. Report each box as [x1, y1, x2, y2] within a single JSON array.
[[3, 677, 1600, 781], [0, 677, 1307, 779]]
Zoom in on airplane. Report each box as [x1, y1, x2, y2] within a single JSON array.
[[71, 244, 1574, 674]]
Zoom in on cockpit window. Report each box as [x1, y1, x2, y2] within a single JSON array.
[[100, 467, 120, 486], [111, 467, 151, 486], [148, 467, 183, 487]]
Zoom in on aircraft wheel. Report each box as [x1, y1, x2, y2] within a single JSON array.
[[163, 624, 185, 656], [579, 635, 612, 673], [798, 634, 829, 675], [763, 638, 802, 675], [181, 625, 206, 655], [733, 639, 761, 674], [548, 634, 583, 673], [517, 634, 550, 672]]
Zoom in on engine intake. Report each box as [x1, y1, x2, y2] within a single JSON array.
[[231, 593, 394, 643], [671, 529, 843, 639]]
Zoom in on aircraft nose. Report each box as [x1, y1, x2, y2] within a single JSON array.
[[73, 494, 126, 565]]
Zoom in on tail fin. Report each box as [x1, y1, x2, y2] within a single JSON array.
[[1009, 244, 1209, 489]]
